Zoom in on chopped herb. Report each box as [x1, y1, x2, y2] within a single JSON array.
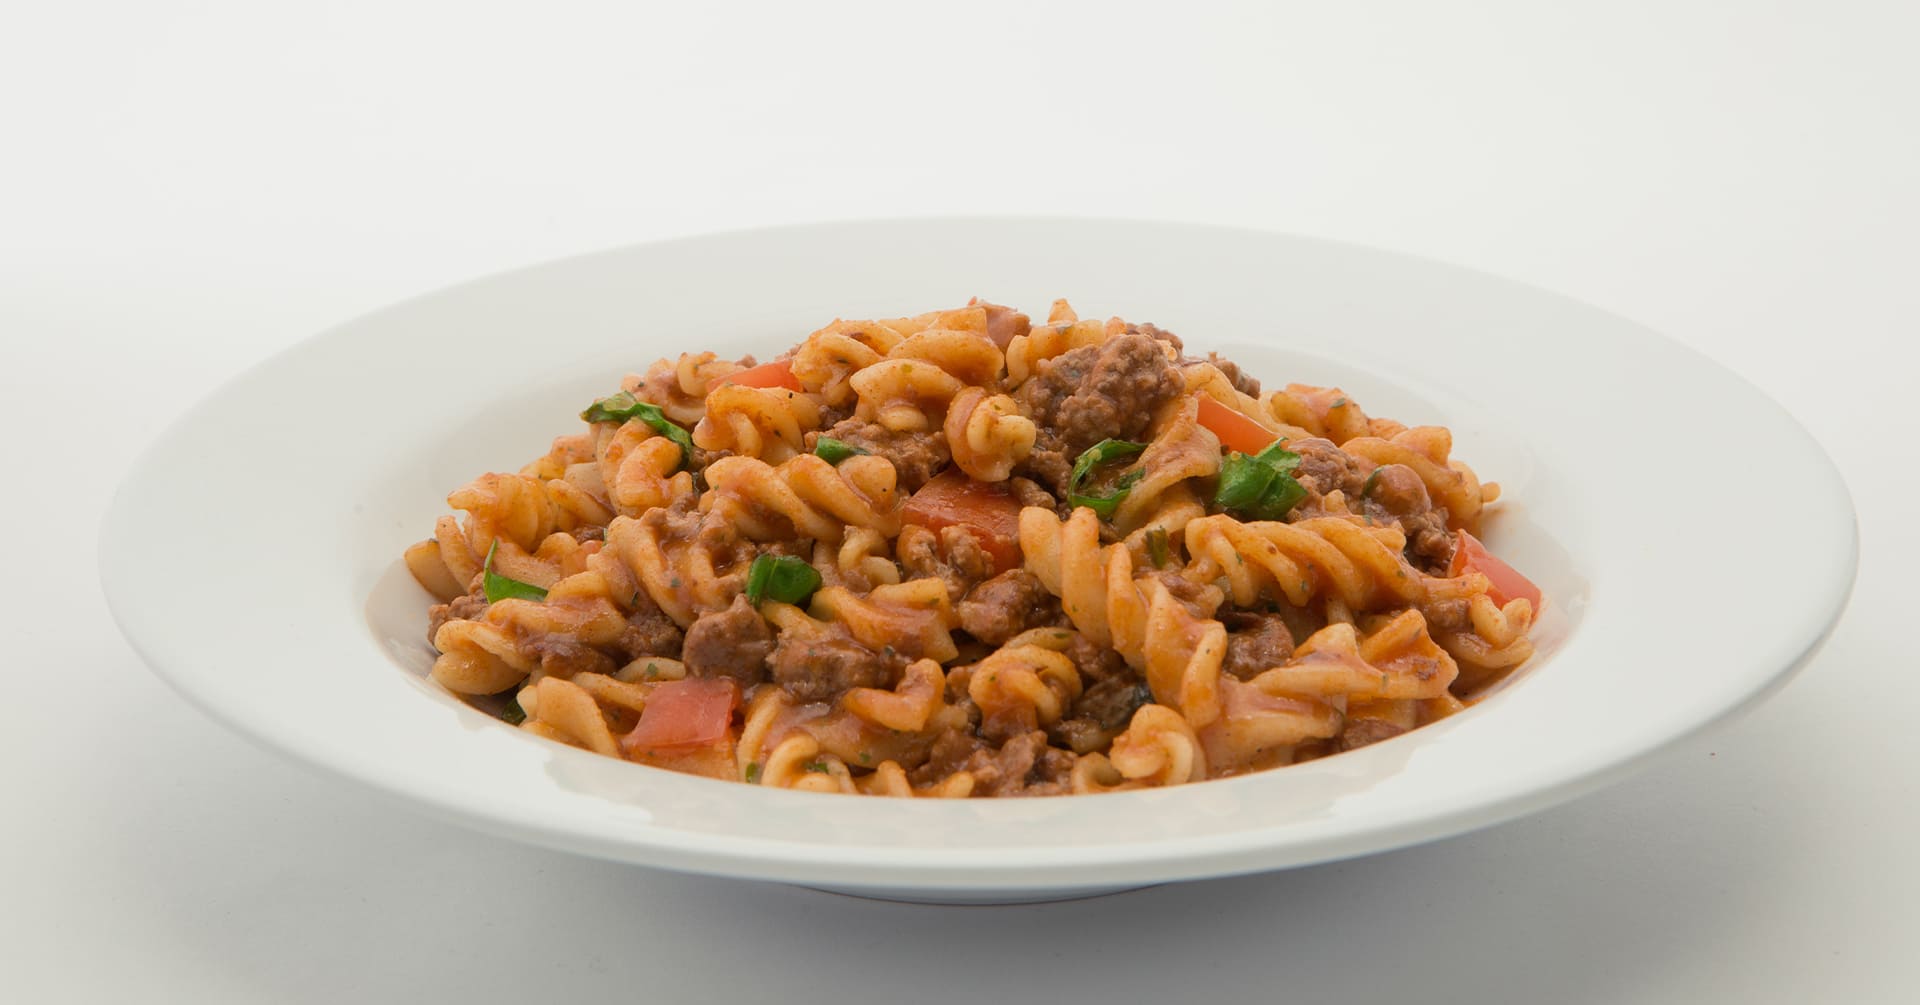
[[579, 392, 695, 469], [1214, 441, 1307, 521], [1331, 397, 1349, 408], [643, 662, 661, 680], [745, 553, 822, 606], [1070, 438, 1146, 485], [1145, 527, 1170, 568], [813, 436, 868, 464], [1067, 439, 1148, 518], [482, 541, 549, 603], [499, 697, 527, 725], [804, 761, 831, 774], [857, 751, 872, 765], [744, 762, 762, 784], [1359, 467, 1383, 500]]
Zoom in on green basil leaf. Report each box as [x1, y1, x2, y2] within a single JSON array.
[[1254, 440, 1302, 473], [498, 697, 527, 725], [1069, 439, 1146, 491], [813, 436, 868, 464], [482, 541, 549, 603], [744, 762, 762, 784], [1215, 450, 1278, 510], [1067, 440, 1147, 519], [1145, 527, 1170, 568], [1216, 443, 1307, 521], [745, 553, 822, 606], [804, 761, 831, 774], [1067, 468, 1144, 518], [1249, 472, 1308, 520], [580, 391, 695, 469]]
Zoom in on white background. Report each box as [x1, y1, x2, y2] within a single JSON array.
[[5, 2, 1914, 1001]]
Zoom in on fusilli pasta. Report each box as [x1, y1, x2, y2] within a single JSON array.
[[405, 298, 1541, 796]]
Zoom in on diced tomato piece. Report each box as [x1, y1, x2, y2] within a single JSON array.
[[1196, 396, 1279, 455], [621, 678, 739, 754], [716, 360, 803, 392], [901, 468, 1024, 573], [1447, 530, 1543, 610]]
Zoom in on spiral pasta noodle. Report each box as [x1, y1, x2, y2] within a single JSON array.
[[625, 351, 746, 427], [850, 329, 1007, 431], [701, 453, 903, 542], [692, 382, 822, 463], [405, 297, 1544, 796], [943, 386, 1036, 482], [1262, 382, 1376, 445], [1339, 425, 1490, 531], [1182, 514, 1428, 612]]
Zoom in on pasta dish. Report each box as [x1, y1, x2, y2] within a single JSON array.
[[404, 299, 1540, 796]]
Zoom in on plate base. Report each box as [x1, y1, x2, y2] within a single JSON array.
[[799, 883, 1152, 905]]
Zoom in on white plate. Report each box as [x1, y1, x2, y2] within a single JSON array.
[[101, 218, 1856, 904]]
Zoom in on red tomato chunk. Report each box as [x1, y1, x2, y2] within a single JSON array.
[[622, 678, 740, 755], [716, 360, 804, 392], [1447, 530, 1543, 610], [1195, 396, 1278, 455], [901, 468, 1024, 574]]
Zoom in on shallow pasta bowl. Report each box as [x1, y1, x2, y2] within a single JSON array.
[[100, 218, 1856, 903]]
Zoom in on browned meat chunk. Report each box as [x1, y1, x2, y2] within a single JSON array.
[[1290, 437, 1368, 499], [1020, 444, 1072, 496], [961, 731, 1076, 797], [521, 633, 616, 678], [1126, 321, 1185, 355], [912, 727, 984, 787], [955, 569, 1059, 645], [899, 524, 998, 603], [1205, 351, 1261, 397], [615, 603, 685, 662], [815, 419, 949, 491], [1008, 476, 1059, 514], [1017, 333, 1185, 492], [1424, 597, 1469, 632], [426, 590, 488, 646], [1219, 612, 1295, 680], [1062, 630, 1129, 683], [1399, 511, 1454, 572], [768, 623, 906, 703], [1050, 677, 1152, 754], [642, 495, 754, 570], [1364, 463, 1428, 514], [1143, 569, 1223, 619], [1359, 462, 1454, 572], [1339, 718, 1409, 751], [680, 595, 773, 685]]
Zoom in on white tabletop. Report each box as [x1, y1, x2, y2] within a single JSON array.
[[6, 2, 1912, 1001]]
